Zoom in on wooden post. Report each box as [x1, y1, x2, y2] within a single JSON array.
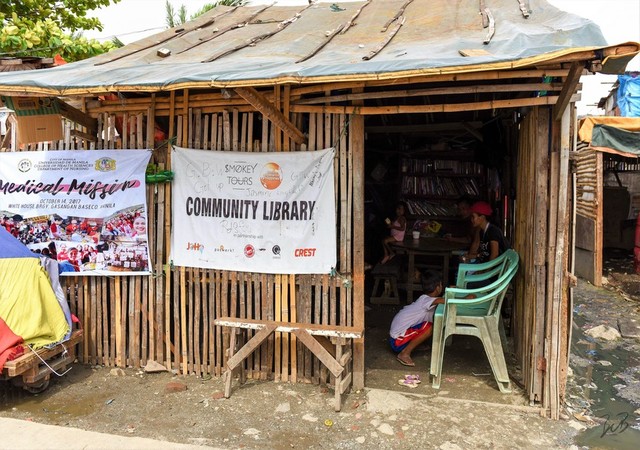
[[350, 112, 365, 390], [595, 152, 604, 286], [533, 107, 549, 403], [548, 105, 571, 420]]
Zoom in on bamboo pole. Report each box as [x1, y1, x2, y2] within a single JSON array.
[[115, 276, 122, 366], [289, 274, 297, 383], [595, 152, 604, 286], [180, 267, 187, 374], [165, 91, 175, 368]]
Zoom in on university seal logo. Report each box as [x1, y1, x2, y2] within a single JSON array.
[[95, 157, 116, 172]]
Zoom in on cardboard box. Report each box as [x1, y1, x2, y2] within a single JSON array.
[[16, 114, 63, 144]]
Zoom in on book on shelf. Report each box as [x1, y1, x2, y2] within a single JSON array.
[[401, 158, 483, 175], [403, 199, 458, 217], [401, 176, 480, 197]]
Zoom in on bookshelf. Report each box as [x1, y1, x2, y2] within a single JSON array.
[[400, 157, 485, 219]]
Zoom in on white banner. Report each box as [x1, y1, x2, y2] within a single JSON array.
[[0, 150, 152, 276], [171, 147, 336, 274]]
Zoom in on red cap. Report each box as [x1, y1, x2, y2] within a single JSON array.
[[470, 201, 492, 216]]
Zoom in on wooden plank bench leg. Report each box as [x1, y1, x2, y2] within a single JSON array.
[[334, 341, 343, 411], [223, 324, 276, 398], [292, 329, 343, 378], [224, 328, 238, 398], [293, 330, 352, 411]]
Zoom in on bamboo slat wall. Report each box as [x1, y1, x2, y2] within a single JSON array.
[[3, 97, 362, 386], [1, 88, 577, 414], [573, 148, 603, 286], [513, 107, 548, 407], [513, 105, 572, 420], [574, 149, 600, 220]]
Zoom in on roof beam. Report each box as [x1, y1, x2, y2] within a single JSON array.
[[365, 121, 482, 134], [57, 99, 98, 135], [294, 82, 562, 105], [233, 87, 306, 145], [553, 62, 583, 121], [290, 95, 560, 115], [289, 69, 571, 97]]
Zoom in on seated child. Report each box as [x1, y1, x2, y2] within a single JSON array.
[[389, 270, 444, 367], [381, 202, 407, 264]]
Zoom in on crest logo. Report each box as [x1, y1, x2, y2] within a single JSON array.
[[17, 159, 32, 173], [95, 157, 116, 172]]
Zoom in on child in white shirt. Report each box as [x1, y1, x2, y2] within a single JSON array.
[[389, 270, 444, 367]]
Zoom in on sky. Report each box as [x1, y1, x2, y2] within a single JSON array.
[[84, 0, 640, 115]]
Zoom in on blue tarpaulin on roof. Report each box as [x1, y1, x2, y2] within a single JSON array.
[[617, 74, 640, 117]]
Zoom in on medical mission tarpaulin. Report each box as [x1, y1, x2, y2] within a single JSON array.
[[0, 150, 152, 276], [171, 147, 337, 274]]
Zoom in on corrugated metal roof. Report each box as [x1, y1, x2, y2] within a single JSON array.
[[0, 0, 637, 95]]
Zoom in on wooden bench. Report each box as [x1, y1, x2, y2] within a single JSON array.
[[213, 317, 363, 411], [1, 329, 83, 393], [370, 262, 401, 304]]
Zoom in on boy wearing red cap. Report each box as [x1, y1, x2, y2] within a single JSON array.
[[466, 201, 509, 263]]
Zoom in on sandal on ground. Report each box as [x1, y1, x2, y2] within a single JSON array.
[[396, 355, 415, 367], [404, 374, 421, 383], [398, 379, 419, 388]]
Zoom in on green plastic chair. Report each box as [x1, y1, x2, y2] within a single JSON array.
[[455, 249, 510, 288], [430, 249, 519, 393], [436, 249, 514, 348]]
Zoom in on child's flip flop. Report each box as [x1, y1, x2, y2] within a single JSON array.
[[404, 374, 421, 383], [398, 379, 419, 388]]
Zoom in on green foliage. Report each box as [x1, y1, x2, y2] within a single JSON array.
[[165, 0, 247, 27], [0, 1, 119, 62], [165, 1, 178, 28], [0, 0, 120, 33]]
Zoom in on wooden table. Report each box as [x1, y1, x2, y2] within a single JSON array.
[[391, 237, 466, 301]]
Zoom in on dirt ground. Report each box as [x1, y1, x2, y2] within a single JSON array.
[[1, 363, 578, 450], [2, 253, 639, 449], [603, 249, 640, 302]]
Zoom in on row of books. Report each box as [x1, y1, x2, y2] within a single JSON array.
[[401, 176, 481, 197], [403, 200, 458, 217], [400, 158, 483, 175]]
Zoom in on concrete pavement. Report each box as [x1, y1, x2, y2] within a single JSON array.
[[0, 417, 220, 450]]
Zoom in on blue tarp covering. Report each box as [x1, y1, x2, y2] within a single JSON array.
[[617, 74, 640, 117], [0, 227, 37, 259]]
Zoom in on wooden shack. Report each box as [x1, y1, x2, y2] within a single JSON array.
[[574, 117, 640, 285], [0, 1, 638, 419]]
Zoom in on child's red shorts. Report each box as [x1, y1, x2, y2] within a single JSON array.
[[389, 321, 432, 352]]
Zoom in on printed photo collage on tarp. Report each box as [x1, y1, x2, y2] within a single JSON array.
[[0, 149, 152, 276]]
